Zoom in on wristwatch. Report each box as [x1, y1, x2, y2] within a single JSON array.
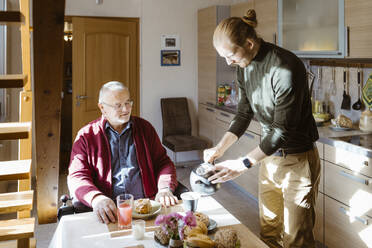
[[241, 157, 252, 169]]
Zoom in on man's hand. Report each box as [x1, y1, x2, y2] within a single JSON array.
[[203, 146, 224, 164], [155, 188, 178, 207], [91, 195, 117, 224], [208, 159, 248, 184]]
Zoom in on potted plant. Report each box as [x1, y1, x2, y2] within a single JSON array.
[[155, 211, 197, 248]]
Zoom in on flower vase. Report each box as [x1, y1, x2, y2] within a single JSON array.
[[168, 238, 183, 248]]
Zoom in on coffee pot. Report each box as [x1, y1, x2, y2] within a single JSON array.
[[189, 162, 221, 196]]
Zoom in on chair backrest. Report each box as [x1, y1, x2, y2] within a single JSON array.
[[160, 97, 192, 140]]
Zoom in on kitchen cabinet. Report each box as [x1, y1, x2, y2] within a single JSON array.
[[198, 104, 216, 147], [230, 0, 277, 45], [322, 145, 372, 247], [198, 6, 235, 106], [230, 1, 254, 18], [345, 0, 372, 58], [254, 0, 278, 45], [278, 0, 345, 58]]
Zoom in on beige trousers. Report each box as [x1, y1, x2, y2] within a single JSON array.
[[259, 147, 320, 248]]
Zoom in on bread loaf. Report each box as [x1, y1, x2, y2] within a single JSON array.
[[335, 114, 353, 128]]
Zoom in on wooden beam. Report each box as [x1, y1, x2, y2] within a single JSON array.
[[18, 91, 32, 219], [0, 191, 33, 214], [0, 122, 30, 140], [0, 75, 26, 88], [33, 0, 65, 224], [0, 218, 34, 241], [0, 11, 21, 23], [0, 160, 31, 181]]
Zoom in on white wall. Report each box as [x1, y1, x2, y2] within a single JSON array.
[[66, 0, 238, 162], [65, 0, 236, 137]]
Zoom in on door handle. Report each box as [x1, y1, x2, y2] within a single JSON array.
[[76, 95, 89, 106], [339, 207, 369, 226], [206, 108, 215, 112], [339, 170, 370, 186]]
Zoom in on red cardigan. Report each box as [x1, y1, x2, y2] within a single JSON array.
[[67, 116, 178, 207]]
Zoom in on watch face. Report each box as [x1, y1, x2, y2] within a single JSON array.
[[242, 158, 252, 168]]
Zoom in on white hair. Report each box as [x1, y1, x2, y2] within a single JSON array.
[[98, 81, 129, 103]]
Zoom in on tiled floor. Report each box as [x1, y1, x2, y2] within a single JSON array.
[[32, 163, 260, 248]]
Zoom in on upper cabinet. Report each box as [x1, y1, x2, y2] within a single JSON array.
[[345, 0, 372, 58], [231, 0, 277, 45], [254, 0, 278, 45], [278, 0, 345, 58], [198, 6, 235, 105]]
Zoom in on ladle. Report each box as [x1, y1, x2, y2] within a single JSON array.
[[352, 70, 363, 111]]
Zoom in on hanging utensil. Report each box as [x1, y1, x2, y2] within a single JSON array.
[[352, 69, 363, 111], [341, 68, 351, 110], [329, 67, 336, 96]]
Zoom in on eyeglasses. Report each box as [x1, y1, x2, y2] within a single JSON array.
[[101, 100, 134, 111]]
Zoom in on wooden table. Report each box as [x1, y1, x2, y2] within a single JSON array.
[[49, 196, 268, 248]]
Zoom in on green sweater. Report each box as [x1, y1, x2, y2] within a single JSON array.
[[228, 40, 319, 156]]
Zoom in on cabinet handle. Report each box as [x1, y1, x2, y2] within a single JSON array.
[[339, 207, 369, 226], [220, 112, 230, 118], [206, 101, 214, 106], [206, 108, 215, 112], [346, 26, 350, 57], [244, 132, 254, 139], [339, 170, 370, 186], [273, 33, 277, 45], [363, 161, 369, 167]]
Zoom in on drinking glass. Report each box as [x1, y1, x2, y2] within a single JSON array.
[[132, 219, 145, 240], [116, 193, 133, 229], [180, 192, 201, 212]]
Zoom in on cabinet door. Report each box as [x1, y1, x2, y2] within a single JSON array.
[[231, 131, 260, 199], [324, 196, 372, 248], [198, 104, 216, 146], [198, 7, 217, 105], [254, 0, 278, 45], [345, 0, 372, 58], [231, 1, 254, 18], [214, 119, 230, 162], [314, 192, 324, 247]]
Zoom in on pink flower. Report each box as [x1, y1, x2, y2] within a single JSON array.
[[183, 211, 197, 227]]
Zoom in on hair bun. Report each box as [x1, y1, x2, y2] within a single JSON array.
[[242, 9, 257, 28]]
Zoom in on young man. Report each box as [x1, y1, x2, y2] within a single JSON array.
[[205, 10, 320, 248], [68, 81, 178, 224]]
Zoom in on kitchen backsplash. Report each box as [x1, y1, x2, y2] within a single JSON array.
[[303, 60, 372, 123]]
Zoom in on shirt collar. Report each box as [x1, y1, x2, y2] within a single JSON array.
[[105, 120, 132, 135]]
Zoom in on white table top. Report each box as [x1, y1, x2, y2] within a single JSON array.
[[49, 196, 265, 248]]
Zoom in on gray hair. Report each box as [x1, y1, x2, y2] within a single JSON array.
[[98, 81, 129, 103]]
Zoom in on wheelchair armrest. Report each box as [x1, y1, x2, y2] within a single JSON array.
[[174, 181, 189, 199], [57, 194, 93, 221]]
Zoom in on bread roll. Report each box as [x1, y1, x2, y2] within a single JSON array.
[[194, 212, 210, 227], [185, 234, 215, 248], [134, 198, 151, 214], [335, 114, 353, 128]]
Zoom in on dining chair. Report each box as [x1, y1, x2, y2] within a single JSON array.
[[160, 97, 208, 166]]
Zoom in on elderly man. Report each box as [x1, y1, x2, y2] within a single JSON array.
[[68, 81, 178, 224]]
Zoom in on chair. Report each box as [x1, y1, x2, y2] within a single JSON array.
[[160, 97, 208, 166]]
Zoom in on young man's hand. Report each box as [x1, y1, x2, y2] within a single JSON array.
[[208, 159, 248, 184], [155, 188, 178, 207], [91, 195, 117, 224]]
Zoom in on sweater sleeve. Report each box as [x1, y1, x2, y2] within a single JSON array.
[[67, 133, 103, 207], [228, 67, 254, 138]]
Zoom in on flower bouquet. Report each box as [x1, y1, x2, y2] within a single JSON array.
[[154, 211, 197, 247]]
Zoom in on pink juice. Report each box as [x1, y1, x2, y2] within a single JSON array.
[[118, 203, 132, 228]]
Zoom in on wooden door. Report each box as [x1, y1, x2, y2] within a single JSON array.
[[254, 0, 278, 45], [345, 0, 372, 58], [72, 17, 139, 139]]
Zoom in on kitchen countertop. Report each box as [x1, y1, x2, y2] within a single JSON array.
[[201, 103, 372, 158]]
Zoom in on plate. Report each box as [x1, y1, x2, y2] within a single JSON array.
[[207, 218, 217, 233], [329, 126, 353, 132], [132, 200, 162, 219]]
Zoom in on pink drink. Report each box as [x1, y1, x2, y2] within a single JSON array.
[[118, 203, 132, 228]]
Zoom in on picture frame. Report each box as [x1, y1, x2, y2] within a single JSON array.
[[161, 50, 181, 66], [161, 34, 180, 50]]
